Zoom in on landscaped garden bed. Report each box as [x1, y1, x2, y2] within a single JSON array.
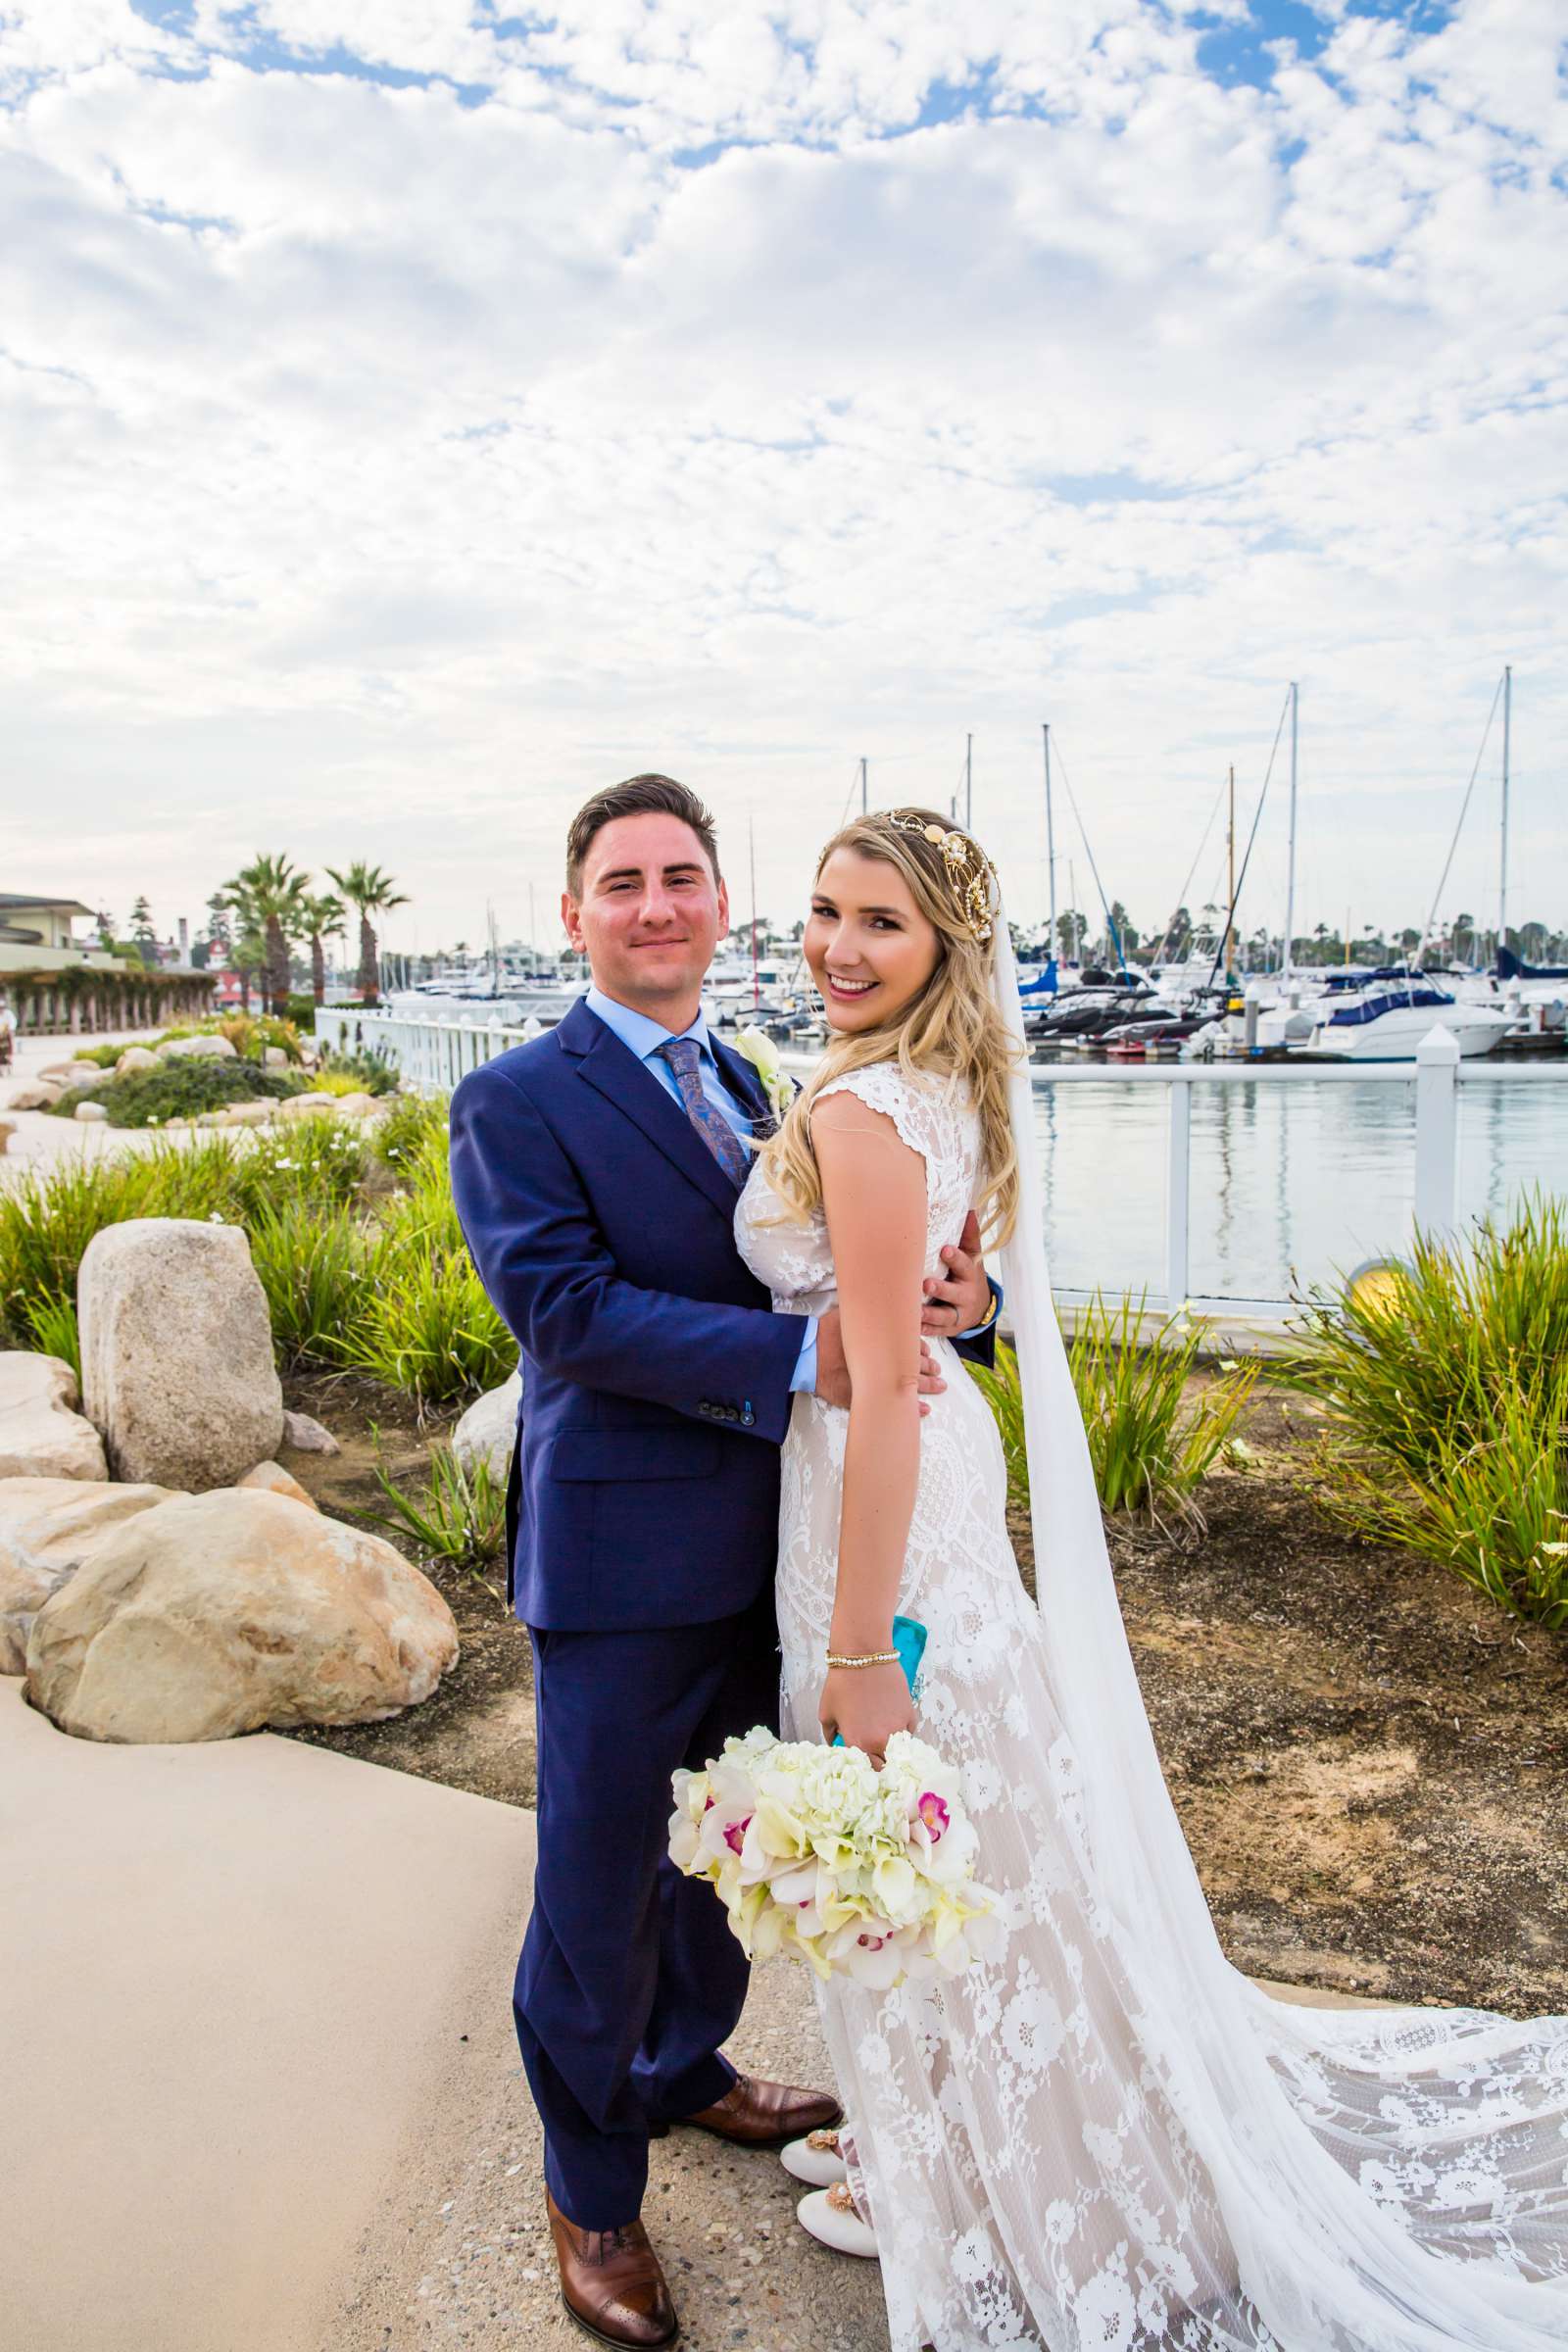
[[2, 1093, 1562, 2018]]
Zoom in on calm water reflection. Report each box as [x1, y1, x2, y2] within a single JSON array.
[[1031, 1074, 1568, 1302]]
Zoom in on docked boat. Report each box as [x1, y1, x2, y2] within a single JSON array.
[[1300, 977, 1515, 1060]]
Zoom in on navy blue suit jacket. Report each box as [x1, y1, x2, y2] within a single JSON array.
[[449, 998, 805, 1630]]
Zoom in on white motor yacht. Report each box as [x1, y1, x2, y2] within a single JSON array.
[[1302, 978, 1515, 1060]]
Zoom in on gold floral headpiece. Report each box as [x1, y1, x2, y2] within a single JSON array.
[[883, 810, 1000, 945]]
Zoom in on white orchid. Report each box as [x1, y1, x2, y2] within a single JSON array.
[[732, 1025, 796, 1122]]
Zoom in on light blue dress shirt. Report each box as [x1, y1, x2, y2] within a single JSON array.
[[584, 986, 820, 1394]]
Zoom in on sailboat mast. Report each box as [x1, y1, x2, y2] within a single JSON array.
[[1226, 765, 1236, 977], [1498, 662, 1512, 961], [749, 816, 760, 1012], [965, 733, 973, 830], [1283, 681, 1298, 987], [859, 756, 868, 816], [1043, 723, 1057, 962]]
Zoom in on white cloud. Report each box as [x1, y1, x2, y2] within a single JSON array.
[[0, 0, 1563, 952]]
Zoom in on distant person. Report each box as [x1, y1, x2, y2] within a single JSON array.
[[448, 775, 996, 2347], [0, 996, 15, 1072]]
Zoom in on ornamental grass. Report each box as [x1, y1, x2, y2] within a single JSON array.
[[1275, 1192, 1568, 1628], [972, 1295, 1257, 1530]]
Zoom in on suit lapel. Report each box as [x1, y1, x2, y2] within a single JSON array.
[[564, 1000, 744, 1222]]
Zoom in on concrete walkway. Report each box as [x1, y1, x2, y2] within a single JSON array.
[[2, 1673, 885, 2352], [5, 1671, 1392, 2352]]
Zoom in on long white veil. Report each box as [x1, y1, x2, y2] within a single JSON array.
[[988, 908, 1568, 2347]]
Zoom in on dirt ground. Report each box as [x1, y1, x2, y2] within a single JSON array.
[[278, 1369, 1568, 2022]]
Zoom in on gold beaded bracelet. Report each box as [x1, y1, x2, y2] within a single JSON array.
[[824, 1649, 901, 1669]]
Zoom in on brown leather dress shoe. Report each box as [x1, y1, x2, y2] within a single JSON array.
[[546, 2187, 679, 2349], [653, 2071, 843, 2148]]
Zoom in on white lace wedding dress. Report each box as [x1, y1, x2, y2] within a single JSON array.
[[734, 1057, 1568, 2352]]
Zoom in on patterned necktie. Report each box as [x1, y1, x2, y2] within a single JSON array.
[[657, 1036, 752, 1188]]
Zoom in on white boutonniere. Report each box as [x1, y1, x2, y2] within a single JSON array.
[[733, 1025, 796, 1125]]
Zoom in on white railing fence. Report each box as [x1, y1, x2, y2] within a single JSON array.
[[318, 1011, 1563, 1321]]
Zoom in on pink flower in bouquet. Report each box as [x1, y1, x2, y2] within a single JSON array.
[[917, 1791, 950, 1841]]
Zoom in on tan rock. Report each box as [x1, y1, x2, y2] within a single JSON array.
[[0, 1475, 179, 1673], [78, 1218, 284, 1492], [237, 1460, 318, 1510], [116, 1046, 161, 1074], [452, 1369, 522, 1485], [74, 1101, 110, 1123], [159, 1034, 237, 1060], [330, 1092, 378, 1117], [6, 1083, 60, 1111], [56, 1064, 106, 1093], [25, 1489, 459, 1743], [263, 1046, 289, 1068], [0, 1118, 13, 1154], [224, 1100, 274, 1127], [281, 1408, 340, 1456], [0, 1354, 109, 1483], [278, 1094, 337, 1119]]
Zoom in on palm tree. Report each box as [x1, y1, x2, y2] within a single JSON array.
[[220, 855, 311, 1015], [325, 861, 410, 1001], [299, 892, 346, 1007], [229, 923, 266, 1014]]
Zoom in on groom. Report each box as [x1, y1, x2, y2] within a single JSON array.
[[450, 774, 995, 2348]]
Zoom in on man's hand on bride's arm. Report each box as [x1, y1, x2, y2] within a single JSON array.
[[921, 1208, 992, 1337], [813, 1306, 945, 1416]]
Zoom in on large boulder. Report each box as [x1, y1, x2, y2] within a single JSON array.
[[74, 1100, 109, 1123], [115, 1046, 160, 1075], [6, 1083, 60, 1111], [0, 1476, 178, 1673], [452, 1367, 522, 1484], [55, 1064, 106, 1094], [25, 1489, 459, 1743], [77, 1219, 284, 1491], [158, 1034, 236, 1060], [0, 1354, 108, 1483]]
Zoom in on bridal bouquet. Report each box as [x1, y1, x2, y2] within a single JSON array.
[[668, 1727, 1004, 1990]]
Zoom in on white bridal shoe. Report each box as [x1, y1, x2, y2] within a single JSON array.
[[780, 2127, 848, 2187], [796, 2182, 879, 2259]]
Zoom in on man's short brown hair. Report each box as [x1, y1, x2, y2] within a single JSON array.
[[565, 774, 721, 898]]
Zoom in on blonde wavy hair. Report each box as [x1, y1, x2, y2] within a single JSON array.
[[755, 808, 1021, 1249]]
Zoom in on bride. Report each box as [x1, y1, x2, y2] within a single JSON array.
[[733, 808, 1568, 2352]]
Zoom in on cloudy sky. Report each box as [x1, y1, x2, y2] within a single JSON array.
[[2, 0, 1563, 959]]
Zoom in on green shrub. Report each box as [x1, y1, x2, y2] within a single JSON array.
[[246, 1197, 376, 1366], [972, 1295, 1257, 1527], [20, 1290, 80, 1382], [48, 1058, 305, 1129], [285, 996, 318, 1030], [316, 1042, 399, 1097], [337, 1233, 514, 1402], [370, 1091, 448, 1171], [1276, 1192, 1568, 1625], [68, 1042, 126, 1069], [229, 1119, 368, 1216], [356, 1432, 506, 1573]]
